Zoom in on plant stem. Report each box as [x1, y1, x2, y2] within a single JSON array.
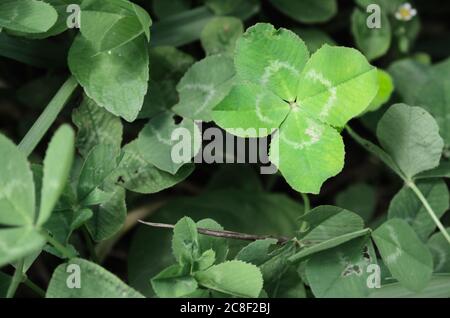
[[6, 77, 78, 298], [299, 193, 311, 233], [6, 259, 24, 298], [24, 278, 46, 298], [82, 226, 98, 263], [301, 193, 310, 213], [346, 125, 450, 246], [40, 230, 77, 259], [139, 220, 290, 245], [407, 181, 450, 245], [18, 76, 78, 156]]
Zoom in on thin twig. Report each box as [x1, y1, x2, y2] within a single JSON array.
[[138, 220, 291, 245]]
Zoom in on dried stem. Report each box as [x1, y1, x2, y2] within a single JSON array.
[[138, 220, 290, 245]]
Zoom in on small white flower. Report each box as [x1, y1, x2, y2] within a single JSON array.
[[395, 2, 417, 21]]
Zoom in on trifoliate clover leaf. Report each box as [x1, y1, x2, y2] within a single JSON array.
[[212, 23, 379, 193]]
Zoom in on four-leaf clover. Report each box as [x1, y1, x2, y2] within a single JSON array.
[[212, 23, 379, 193]]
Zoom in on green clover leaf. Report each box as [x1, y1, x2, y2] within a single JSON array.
[[212, 23, 379, 193]]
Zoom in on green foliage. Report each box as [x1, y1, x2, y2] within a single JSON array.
[[112, 141, 194, 194], [46, 258, 143, 298], [80, 0, 151, 52], [213, 23, 378, 193], [351, 8, 391, 61], [68, 0, 151, 122], [269, 0, 337, 24], [369, 275, 450, 298], [72, 95, 123, 157], [377, 104, 444, 179], [137, 111, 201, 174], [335, 183, 377, 222], [372, 218, 433, 292], [352, 0, 420, 59], [388, 179, 449, 240], [293, 28, 336, 53], [365, 70, 394, 113], [173, 54, 235, 121], [68, 35, 149, 122], [194, 260, 263, 298], [153, 0, 191, 19], [298, 206, 366, 242], [0, 135, 36, 227], [0, 125, 75, 267], [200, 17, 243, 56], [128, 188, 301, 296], [236, 239, 278, 265], [428, 230, 450, 273], [151, 217, 263, 298], [0, 0, 58, 34], [306, 237, 377, 298], [38, 125, 75, 226], [1, 0, 450, 300], [389, 57, 450, 147]]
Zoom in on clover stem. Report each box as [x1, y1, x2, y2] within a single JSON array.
[[40, 230, 77, 259], [299, 193, 311, 233], [6, 259, 24, 298], [24, 278, 46, 298], [18, 76, 78, 156], [300, 193, 310, 214], [407, 180, 450, 245], [346, 125, 450, 246], [82, 226, 99, 263]]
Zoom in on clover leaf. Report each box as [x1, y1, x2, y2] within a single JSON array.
[[137, 111, 201, 174], [68, 0, 151, 122], [212, 23, 378, 193], [0, 125, 75, 267], [173, 54, 235, 122], [79, 0, 151, 53], [0, 0, 58, 34]]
